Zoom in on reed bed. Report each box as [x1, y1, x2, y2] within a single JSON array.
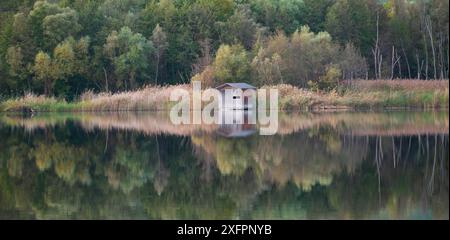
[[276, 80, 449, 110], [0, 85, 190, 112], [344, 79, 449, 91], [79, 84, 191, 111], [0, 80, 448, 112]]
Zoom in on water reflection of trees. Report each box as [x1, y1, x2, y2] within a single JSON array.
[[191, 126, 369, 191], [0, 113, 448, 219]]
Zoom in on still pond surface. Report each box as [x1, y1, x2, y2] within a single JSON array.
[[0, 111, 448, 219]]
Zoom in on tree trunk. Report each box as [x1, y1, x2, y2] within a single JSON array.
[[447, 30, 449, 79], [438, 32, 445, 79], [378, 55, 383, 79], [422, 26, 429, 80], [155, 56, 160, 85], [425, 17, 437, 79], [391, 46, 395, 79], [390, 46, 400, 80], [416, 53, 424, 79], [103, 67, 109, 92], [45, 78, 50, 96], [401, 43, 411, 78], [129, 71, 136, 89], [372, 12, 381, 80], [398, 56, 402, 78]]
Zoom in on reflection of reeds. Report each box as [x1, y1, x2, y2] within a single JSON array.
[[276, 111, 449, 136], [79, 112, 218, 135], [0, 112, 218, 136], [0, 111, 448, 137]]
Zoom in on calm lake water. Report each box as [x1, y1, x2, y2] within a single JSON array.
[[0, 111, 448, 220]]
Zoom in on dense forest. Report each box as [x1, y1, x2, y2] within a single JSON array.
[[0, 0, 448, 99]]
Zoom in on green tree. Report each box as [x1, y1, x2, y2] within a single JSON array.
[[151, 24, 168, 85], [53, 40, 75, 80], [301, 0, 335, 33], [11, 12, 35, 62], [219, 5, 261, 50], [28, 1, 66, 50], [325, 0, 376, 56], [251, 50, 283, 85], [252, 26, 339, 87], [338, 42, 368, 80], [71, 36, 90, 76], [104, 27, 153, 90], [314, 65, 342, 91], [6, 46, 28, 88], [213, 44, 250, 83], [33, 51, 53, 95], [249, 0, 304, 34], [42, 7, 81, 50]]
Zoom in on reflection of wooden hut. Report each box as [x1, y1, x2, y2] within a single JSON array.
[[217, 124, 256, 137], [217, 110, 257, 138], [216, 83, 256, 110]]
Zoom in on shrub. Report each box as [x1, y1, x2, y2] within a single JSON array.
[[309, 66, 342, 91], [191, 66, 216, 88]]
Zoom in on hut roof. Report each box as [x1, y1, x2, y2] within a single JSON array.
[[215, 82, 256, 90]]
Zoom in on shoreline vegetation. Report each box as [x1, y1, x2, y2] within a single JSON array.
[[0, 80, 448, 112]]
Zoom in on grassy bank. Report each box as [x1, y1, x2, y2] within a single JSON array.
[[0, 80, 448, 112], [0, 94, 85, 112], [278, 80, 449, 110]]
